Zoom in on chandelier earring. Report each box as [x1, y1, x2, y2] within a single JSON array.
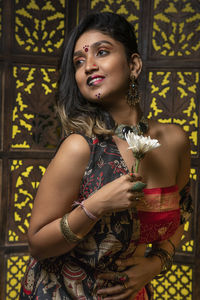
[[126, 75, 140, 108]]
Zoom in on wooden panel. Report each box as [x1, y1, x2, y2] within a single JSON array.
[[10, 65, 61, 151], [0, 66, 2, 150], [5, 254, 30, 300], [144, 70, 199, 157], [152, 263, 193, 299], [150, 0, 200, 58], [90, 0, 141, 39], [7, 159, 49, 244], [0, 0, 3, 53], [13, 0, 66, 55]]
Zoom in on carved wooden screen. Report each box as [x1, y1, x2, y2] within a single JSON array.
[[0, 0, 76, 299], [0, 0, 199, 299]]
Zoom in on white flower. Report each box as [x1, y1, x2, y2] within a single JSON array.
[[125, 132, 161, 157], [125, 132, 161, 173]]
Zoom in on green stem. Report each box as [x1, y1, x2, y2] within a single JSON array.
[[135, 159, 140, 173]]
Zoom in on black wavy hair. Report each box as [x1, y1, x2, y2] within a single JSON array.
[[57, 12, 139, 137]]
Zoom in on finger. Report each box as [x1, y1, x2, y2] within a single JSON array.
[[131, 182, 147, 191], [128, 192, 144, 201], [98, 289, 132, 300], [129, 173, 142, 182], [97, 284, 124, 296], [100, 290, 132, 300], [98, 272, 116, 280], [116, 256, 142, 267]]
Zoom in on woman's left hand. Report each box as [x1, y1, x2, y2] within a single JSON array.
[[97, 256, 160, 300]]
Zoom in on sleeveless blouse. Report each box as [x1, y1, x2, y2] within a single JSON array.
[[19, 135, 182, 300]]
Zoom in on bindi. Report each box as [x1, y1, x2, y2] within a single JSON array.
[[83, 45, 89, 52]]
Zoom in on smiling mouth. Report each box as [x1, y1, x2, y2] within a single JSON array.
[[87, 76, 105, 86]]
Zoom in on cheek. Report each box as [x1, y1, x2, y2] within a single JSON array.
[[75, 72, 83, 91]]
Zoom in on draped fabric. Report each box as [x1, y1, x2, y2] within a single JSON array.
[[20, 134, 192, 300]]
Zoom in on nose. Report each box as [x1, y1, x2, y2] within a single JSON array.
[[85, 58, 98, 74]]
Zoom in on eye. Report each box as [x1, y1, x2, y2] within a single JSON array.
[[97, 49, 109, 56], [74, 58, 85, 68]]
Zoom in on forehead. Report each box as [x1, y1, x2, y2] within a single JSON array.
[[74, 30, 120, 51]]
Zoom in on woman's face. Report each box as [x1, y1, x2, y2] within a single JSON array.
[[73, 30, 132, 105]]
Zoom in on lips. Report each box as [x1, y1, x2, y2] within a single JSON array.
[[87, 75, 105, 86]]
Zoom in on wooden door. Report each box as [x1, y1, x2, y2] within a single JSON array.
[[0, 0, 199, 299]]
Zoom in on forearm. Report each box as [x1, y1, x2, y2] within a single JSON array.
[[146, 224, 184, 278], [156, 224, 184, 254], [28, 202, 100, 260]]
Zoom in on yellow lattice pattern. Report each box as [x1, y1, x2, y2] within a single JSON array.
[[12, 66, 57, 149], [152, 264, 192, 299], [190, 168, 197, 181], [148, 71, 198, 156], [9, 160, 46, 239], [152, 0, 200, 56], [6, 255, 30, 300], [90, 0, 140, 37], [181, 220, 193, 252], [15, 0, 65, 53]]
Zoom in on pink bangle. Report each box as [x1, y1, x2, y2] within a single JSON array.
[[74, 201, 98, 221]]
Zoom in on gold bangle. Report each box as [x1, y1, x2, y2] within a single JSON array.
[[167, 239, 176, 256], [147, 247, 173, 278], [60, 213, 83, 243]]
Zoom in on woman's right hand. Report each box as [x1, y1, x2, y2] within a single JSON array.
[[84, 174, 145, 217]]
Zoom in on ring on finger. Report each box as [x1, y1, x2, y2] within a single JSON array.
[[114, 272, 129, 283], [123, 281, 128, 289]]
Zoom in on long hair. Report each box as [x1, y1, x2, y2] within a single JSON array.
[[57, 12, 139, 137]]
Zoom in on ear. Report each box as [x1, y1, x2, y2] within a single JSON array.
[[129, 53, 142, 79]]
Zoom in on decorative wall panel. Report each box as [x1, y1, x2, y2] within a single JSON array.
[[5, 254, 30, 300], [0, 159, 2, 210], [14, 0, 65, 54], [11, 65, 61, 150], [151, 0, 200, 57], [7, 159, 48, 244], [146, 71, 199, 157], [152, 264, 192, 300], [0, 67, 2, 150], [90, 0, 140, 37], [0, 0, 2, 50]]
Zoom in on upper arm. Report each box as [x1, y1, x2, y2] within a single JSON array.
[[175, 127, 191, 191], [28, 134, 90, 236]]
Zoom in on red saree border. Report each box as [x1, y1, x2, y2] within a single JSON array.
[[143, 185, 178, 195]]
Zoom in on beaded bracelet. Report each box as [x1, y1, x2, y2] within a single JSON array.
[[60, 213, 83, 243], [147, 247, 173, 278], [74, 201, 98, 221]]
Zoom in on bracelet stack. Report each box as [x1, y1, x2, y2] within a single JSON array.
[[60, 213, 83, 243], [147, 247, 173, 278]]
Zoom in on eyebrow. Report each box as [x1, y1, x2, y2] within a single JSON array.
[[73, 40, 113, 57]]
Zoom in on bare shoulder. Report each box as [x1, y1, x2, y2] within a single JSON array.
[[149, 119, 190, 148], [56, 134, 90, 158], [42, 133, 91, 189], [54, 134, 90, 165]]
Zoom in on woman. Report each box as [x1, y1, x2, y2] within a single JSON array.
[[20, 12, 192, 300]]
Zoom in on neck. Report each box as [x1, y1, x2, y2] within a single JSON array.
[[108, 103, 143, 125]]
